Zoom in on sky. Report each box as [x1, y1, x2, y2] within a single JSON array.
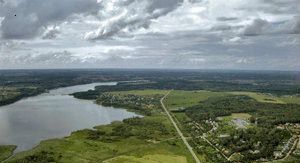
[[0, 0, 299, 70]]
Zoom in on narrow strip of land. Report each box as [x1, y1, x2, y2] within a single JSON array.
[[160, 91, 201, 163]]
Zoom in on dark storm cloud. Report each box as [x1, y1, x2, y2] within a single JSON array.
[[42, 27, 60, 40], [0, 0, 99, 39], [242, 16, 300, 36], [217, 17, 238, 21], [291, 16, 300, 34], [243, 19, 269, 36]]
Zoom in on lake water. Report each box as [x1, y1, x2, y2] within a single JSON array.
[[0, 82, 137, 152]]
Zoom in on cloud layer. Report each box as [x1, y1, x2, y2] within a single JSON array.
[[0, 0, 98, 39], [0, 0, 299, 70], [84, 0, 183, 39]]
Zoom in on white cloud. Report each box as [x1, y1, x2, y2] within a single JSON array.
[[0, 0, 299, 70], [0, 0, 98, 39], [84, 0, 183, 40]]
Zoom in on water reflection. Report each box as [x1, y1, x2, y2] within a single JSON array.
[[0, 82, 137, 152]]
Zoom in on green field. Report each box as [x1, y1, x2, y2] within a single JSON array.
[[5, 90, 196, 163], [279, 95, 300, 105], [228, 92, 300, 105], [228, 91, 286, 104], [164, 90, 227, 110], [219, 113, 252, 121], [104, 154, 187, 163], [6, 115, 194, 163], [4, 88, 300, 163], [164, 90, 300, 111]]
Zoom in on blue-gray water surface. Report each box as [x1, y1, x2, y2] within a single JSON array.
[[0, 82, 137, 152]]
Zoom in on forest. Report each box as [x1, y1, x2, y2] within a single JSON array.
[[185, 95, 300, 126]]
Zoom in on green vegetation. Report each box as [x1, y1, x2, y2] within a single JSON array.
[[1, 69, 300, 163], [160, 89, 300, 162], [7, 117, 192, 163], [164, 90, 227, 110], [279, 95, 300, 105], [0, 87, 21, 106], [104, 154, 187, 163], [180, 95, 300, 162], [5, 90, 195, 163], [0, 145, 16, 162], [185, 95, 300, 126], [0, 87, 44, 106], [110, 90, 169, 96], [96, 91, 163, 115], [228, 91, 286, 104], [277, 140, 300, 163], [229, 113, 252, 120]]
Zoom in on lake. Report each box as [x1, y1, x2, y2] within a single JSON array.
[[0, 82, 138, 152]]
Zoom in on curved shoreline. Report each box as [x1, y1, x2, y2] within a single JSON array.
[[0, 82, 137, 153]]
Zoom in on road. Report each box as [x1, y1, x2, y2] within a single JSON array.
[[200, 135, 230, 161], [283, 137, 299, 160], [160, 91, 201, 163]]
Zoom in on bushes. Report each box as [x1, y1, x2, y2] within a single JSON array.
[[9, 151, 56, 163], [110, 117, 169, 139], [86, 130, 106, 140]]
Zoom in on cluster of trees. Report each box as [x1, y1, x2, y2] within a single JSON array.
[[0, 87, 45, 106], [183, 95, 299, 161], [111, 117, 170, 139], [185, 95, 300, 126], [7, 151, 57, 163], [218, 127, 290, 161], [0, 94, 22, 106], [74, 78, 300, 100], [96, 93, 162, 115], [72, 90, 100, 100], [78, 117, 170, 141]]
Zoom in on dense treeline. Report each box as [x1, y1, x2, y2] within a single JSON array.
[[73, 117, 170, 141], [72, 90, 100, 100], [96, 93, 162, 115], [7, 151, 56, 163], [111, 117, 170, 139], [0, 69, 299, 105], [74, 79, 300, 100], [0, 87, 45, 106], [185, 95, 300, 126]]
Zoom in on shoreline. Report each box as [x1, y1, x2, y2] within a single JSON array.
[[0, 82, 139, 154]]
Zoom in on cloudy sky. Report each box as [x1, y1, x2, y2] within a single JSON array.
[[0, 0, 299, 70]]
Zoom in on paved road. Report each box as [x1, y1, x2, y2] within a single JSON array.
[[160, 91, 201, 163]]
